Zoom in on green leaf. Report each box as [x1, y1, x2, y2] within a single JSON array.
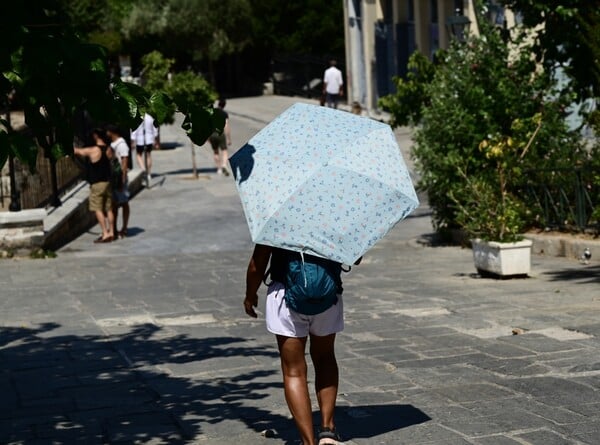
[[9, 132, 38, 173], [112, 80, 150, 119], [148, 92, 176, 125], [50, 143, 68, 160], [181, 105, 215, 146]]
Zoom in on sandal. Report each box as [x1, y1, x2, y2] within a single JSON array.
[[118, 229, 128, 239], [318, 427, 342, 445], [93, 236, 104, 244]]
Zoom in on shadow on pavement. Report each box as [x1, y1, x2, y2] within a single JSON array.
[[158, 142, 184, 150], [159, 167, 218, 176], [334, 404, 430, 441], [122, 226, 145, 238], [543, 264, 600, 284], [229, 143, 256, 184], [0, 323, 298, 443]]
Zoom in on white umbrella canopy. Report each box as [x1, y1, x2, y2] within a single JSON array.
[[229, 103, 419, 265]]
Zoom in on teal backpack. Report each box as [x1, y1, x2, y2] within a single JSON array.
[[267, 248, 343, 316]]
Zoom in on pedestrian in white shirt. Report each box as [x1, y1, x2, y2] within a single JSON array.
[[323, 60, 344, 109], [131, 113, 159, 180]]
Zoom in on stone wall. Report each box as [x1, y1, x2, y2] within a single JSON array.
[[0, 209, 46, 253]]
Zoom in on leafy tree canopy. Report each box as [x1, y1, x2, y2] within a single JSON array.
[[499, 0, 600, 100], [1, 1, 223, 172], [249, 0, 344, 57]]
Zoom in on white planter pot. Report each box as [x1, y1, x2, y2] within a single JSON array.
[[471, 238, 533, 277]]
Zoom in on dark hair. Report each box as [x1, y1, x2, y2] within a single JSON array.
[[105, 124, 121, 136], [92, 128, 110, 146], [218, 98, 226, 108]]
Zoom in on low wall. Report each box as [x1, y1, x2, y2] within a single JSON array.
[[525, 233, 600, 262], [0, 169, 144, 254], [0, 209, 46, 252]]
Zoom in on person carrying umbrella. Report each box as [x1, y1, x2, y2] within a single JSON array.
[[245, 245, 344, 445], [233, 103, 419, 445]]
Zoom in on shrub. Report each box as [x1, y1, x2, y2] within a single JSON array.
[[166, 71, 217, 111], [378, 51, 436, 127], [412, 28, 586, 239]]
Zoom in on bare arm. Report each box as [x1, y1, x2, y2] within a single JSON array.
[[244, 244, 272, 318], [224, 118, 231, 146], [120, 156, 128, 189], [73, 146, 96, 158]]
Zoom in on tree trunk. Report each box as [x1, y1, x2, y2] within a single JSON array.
[[190, 141, 198, 179]]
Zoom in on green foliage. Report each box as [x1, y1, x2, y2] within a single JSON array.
[[499, 0, 600, 100], [1, 2, 222, 172], [60, 0, 133, 52], [248, 0, 344, 57], [378, 51, 437, 127], [166, 71, 217, 111], [87, 30, 122, 55], [123, 0, 252, 63], [412, 28, 585, 240], [29, 248, 57, 259], [141, 51, 174, 94]]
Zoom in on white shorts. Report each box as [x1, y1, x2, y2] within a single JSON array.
[[265, 282, 344, 338]]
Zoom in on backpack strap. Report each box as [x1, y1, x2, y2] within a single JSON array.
[[263, 267, 273, 286]]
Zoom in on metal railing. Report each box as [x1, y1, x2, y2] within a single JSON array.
[[518, 167, 599, 233], [1, 149, 83, 210]]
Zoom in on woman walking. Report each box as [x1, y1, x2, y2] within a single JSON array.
[[244, 245, 343, 445]]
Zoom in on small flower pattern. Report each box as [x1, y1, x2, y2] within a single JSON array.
[[229, 103, 419, 265]]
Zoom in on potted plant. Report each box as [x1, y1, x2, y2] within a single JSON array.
[[449, 115, 543, 277]]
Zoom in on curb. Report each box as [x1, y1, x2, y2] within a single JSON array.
[[525, 233, 600, 262]]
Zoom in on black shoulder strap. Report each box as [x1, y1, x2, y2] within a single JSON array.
[[264, 248, 288, 285]]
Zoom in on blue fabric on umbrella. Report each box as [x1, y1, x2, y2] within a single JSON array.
[[229, 103, 419, 265]]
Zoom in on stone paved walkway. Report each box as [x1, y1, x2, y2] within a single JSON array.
[[1, 96, 599, 444]]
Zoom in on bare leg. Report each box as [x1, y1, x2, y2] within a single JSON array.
[[310, 334, 338, 432], [277, 335, 315, 445], [221, 149, 230, 175], [136, 153, 145, 171], [212, 150, 220, 171], [105, 208, 115, 238], [121, 202, 130, 232], [146, 152, 152, 176], [112, 204, 119, 235], [220, 148, 229, 169], [95, 210, 109, 238]]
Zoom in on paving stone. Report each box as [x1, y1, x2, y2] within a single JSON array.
[[473, 341, 536, 358], [353, 345, 420, 361], [499, 377, 599, 406], [433, 384, 516, 403], [1, 96, 600, 444], [106, 412, 182, 443], [393, 353, 489, 369], [516, 429, 573, 445], [467, 356, 551, 377], [471, 436, 524, 445], [562, 402, 600, 418], [498, 334, 584, 353]]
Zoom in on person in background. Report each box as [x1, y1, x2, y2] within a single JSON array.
[[74, 129, 115, 243], [106, 124, 130, 238], [131, 113, 159, 180], [323, 60, 344, 109], [208, 98, 232, 176]]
